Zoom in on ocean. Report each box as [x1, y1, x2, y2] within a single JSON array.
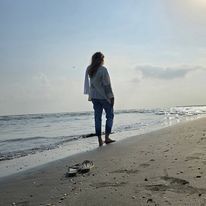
[[0, 106, 206, 178]]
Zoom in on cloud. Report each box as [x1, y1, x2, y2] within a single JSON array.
[[135, 65, 205, 80]]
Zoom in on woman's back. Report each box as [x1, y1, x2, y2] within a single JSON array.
[[89, 66, 113, 102]]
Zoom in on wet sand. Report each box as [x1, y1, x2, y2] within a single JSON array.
[[1, 117, 206, 206]]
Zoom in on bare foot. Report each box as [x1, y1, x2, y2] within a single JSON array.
[[98, 137, 104, 147], [105, 138, 116, 144]]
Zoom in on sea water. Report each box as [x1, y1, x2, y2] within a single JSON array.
[[0, 106, 206, 177]]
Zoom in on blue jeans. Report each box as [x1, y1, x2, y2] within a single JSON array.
[[92, 99, 114, 137]]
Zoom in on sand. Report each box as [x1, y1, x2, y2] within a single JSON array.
[[1, 117, 206, 206]]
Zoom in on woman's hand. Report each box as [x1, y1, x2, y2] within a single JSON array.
[[110, 97, 114, 107]]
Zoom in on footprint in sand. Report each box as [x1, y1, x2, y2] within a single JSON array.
[[139, 163, 150, 168], [185, 153, 204, 161], [185, 156, 200, 161], [161, 176, 189, 185], [111, 169, 139, 174], [143, 176, 206, 195], [91, 181, 127, 188]]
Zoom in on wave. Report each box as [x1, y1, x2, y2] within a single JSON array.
[[115, 109, 156, 115], [0, 136, 48, 143], [0, 133, 98, 161], [0, 145, 56, 161], [0, 135, 80, 144], [1, 106, 206, 122], [0, 111, 94, 122], [155, 106, 206, 116]]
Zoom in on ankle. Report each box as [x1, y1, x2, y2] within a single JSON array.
[[98, 136, 103, 146], [105, 134, 109, 140]]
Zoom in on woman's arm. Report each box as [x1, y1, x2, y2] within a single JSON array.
[[102, 68, 114, 105], [84, 68, 90, 95]]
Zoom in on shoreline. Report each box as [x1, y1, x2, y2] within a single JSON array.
[[0, 114, 203, 179], [1, 117, 206, 205]]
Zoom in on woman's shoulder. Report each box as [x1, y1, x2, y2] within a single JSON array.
[[100, 65, 107, 69], [99, 66, 108, 72]]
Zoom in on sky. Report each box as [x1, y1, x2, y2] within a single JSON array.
[[1, 0, 206, 115]]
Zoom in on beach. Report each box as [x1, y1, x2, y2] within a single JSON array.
[[1, 117, 206, 206]]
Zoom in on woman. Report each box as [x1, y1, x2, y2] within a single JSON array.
[[84, 52, 115, 146]]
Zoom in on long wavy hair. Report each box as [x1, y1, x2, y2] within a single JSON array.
[[88, 52, 104, 78]]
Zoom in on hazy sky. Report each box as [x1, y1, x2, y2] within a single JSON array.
[[1, 0, 206, 115]]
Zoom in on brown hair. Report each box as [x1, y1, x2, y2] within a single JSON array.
[[88, 52, 104, 78]]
